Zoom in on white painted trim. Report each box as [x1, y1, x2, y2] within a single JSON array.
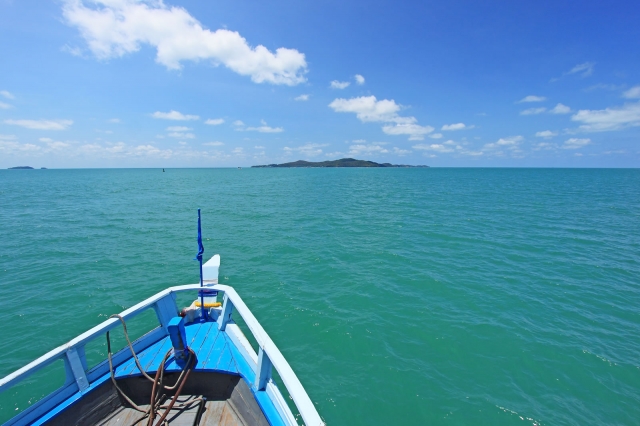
[[216, 285, 325, 426], [225, 323, 259, 366], [0, 284, 324, 426]]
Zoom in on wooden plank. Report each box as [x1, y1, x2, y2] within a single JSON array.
[[195, 326, 221, 370], [200, 400, 226, 425], [115, 336, 165, 376], [214, 338, 234, 372]]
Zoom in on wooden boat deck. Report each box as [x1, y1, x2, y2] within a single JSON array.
[[98, 398, 244, 426], [113, 320, 244, 378], [1, 284, 323, 426]]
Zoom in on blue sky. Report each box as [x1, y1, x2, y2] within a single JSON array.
[[1, 0, 639, 167]]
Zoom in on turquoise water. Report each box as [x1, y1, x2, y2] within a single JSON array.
[[0, 168, 639, 425]]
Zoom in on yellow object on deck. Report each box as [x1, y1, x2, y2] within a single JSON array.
[[195, 301, 222, 308]]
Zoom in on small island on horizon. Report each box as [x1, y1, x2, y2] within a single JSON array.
[[252, 158, 428, 168]]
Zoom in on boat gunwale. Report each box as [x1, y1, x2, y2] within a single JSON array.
[[0, 284, 324, 426]]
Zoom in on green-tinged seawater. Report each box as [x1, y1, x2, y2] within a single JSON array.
[[0, 168, 639, 425]]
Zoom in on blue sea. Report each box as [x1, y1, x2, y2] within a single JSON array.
[[0, 168, 639, 425]]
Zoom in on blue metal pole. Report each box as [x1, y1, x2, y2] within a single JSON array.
[[196, 209, 207, 321]]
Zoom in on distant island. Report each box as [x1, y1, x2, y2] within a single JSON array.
[[252, 158, 428, 168], [8, 166, 34, 169]]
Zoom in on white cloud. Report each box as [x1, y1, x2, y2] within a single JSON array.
[[1, 90, 15, 100], [330, 80, 350, 89], [245, 126, 283, 133], [46, 141, 71, 150], [533, 142, 556, 151], [535, 130, 557, 138], [203, 141, 224, 146], [166, 126, 191, 131], [428, 133, 443, 139], [566, 62, 595, 77], [550, 103, 571, 114], [0, 140, 42, 154], [382, 122, 434, 140], [0, 134, 17, 140], [167, 132, 195, 139], [520, 107, 546, 115], [62, 0, 307, 85], [284, 143, 327, 157], [562, 138, 591, 149], [413, 143, 454, 153], [240, 120, 283, 133], [39, 137, 53, 142], [441, 123, 473, 131], [623, 86, 640, 99], [483, 136, 523, 150], [329, 96, 401, 122], [571, 102, 640, 131], [0, 101, 12, 109], [232, 147, 244, 154], [152, 110, 199, 120], [205, 118, 224, 125], [294, 94, 309, 101], [4, 119, 73, 130], [518, 95, 546, 103], [392, 147, 410, 155], [348, 142, 388, 156], [354, 74, 365, 85], [329, 95, 433, 140], [108, 118, 120, 123]]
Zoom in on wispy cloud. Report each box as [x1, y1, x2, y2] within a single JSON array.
[[167, 132, 195, 139], [550, 103, 571, 114], [294, 94, 310, 101], [329, 95, 433, 140], [571, 102, 640, 131], [441, 123, 473, 131], [566, 62, 595, 77], [205, 118, 224, 125], [246, 125, 283, 133], [166, 126, 191, 132], [239, 120, 283, 133], [520, 107, 546, 115], [0, 101, 12, 109], [0, 90, 15, 100], [4, 119, 73, 130], [108, 118, 121, 123], [562, 138, 591, 149], [330, 80, 350, 89], [284, 143, 328, 157], [517, 95, 546, 103], [348, 142, 388, 156], [152, 110, 199, 121], [483, 136, 523, 152], [535, 130, 557, 138], [623, 85, 640, 99], [392, 147, 411, 155], [354, 74, 365, 85], [413, 143, 455, 153], [61, 0, 307, 85], [203, 141, 224, 146]]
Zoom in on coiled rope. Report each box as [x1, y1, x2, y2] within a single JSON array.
[[106, 314, 202, 426]]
